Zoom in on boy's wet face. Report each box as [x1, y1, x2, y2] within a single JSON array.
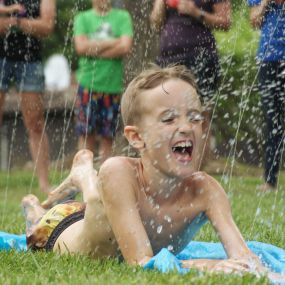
[[138, 78, 203, 178]]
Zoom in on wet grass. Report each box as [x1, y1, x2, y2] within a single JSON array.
[[0, 170, 284, 284]]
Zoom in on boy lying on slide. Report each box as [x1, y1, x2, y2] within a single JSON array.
[[22, 65, 283, 281]]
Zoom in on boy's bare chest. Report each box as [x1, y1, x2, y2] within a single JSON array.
[[138, 194, 205, 254]]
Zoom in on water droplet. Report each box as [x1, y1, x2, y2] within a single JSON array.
[[157, 225, 163, 234], [167, 245, 173, 251], [164, 215, 172, 223]]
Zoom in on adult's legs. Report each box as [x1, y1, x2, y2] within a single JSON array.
[[0, 91, 5, 126], [0, 58, 9, 126], [78, 133, 112, 165], [259, 61, 285, 190], [75, 87, 118, 165], [78, 133, 96, 152], [99, 136, 113, 163], [20, 92, 50, 193]]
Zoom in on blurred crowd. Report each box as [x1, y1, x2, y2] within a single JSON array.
[[0, 0, 284, 194]]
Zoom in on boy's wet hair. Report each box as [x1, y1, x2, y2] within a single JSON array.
[[121, 64, 198, 126]]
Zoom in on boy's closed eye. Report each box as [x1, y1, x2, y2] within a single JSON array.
[[188, 112, 204, 124], [161, 116, 176, 123], [160, 110, 178, 124], [161, 112, 204, 124], [159, 109, 204, 124]]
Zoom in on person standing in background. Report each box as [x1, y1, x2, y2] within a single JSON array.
[[150, 0, 231, 166], [0, 0, 56, 194], [74, 0, 133, 163], [248, 0, 285, 192]]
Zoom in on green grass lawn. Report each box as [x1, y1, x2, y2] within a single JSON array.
[[0, 170, 284, 284]]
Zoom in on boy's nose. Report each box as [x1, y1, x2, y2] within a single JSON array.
[[178, 120, 193, 134]]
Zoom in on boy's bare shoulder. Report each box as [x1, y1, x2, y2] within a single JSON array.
[[99, 156, 138, 171], [98, 156, 140, 183], [189, 171, 226, 197], [97, 157, 141, 201]]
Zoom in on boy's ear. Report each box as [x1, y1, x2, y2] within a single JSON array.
[[124, 126, 145, 149]]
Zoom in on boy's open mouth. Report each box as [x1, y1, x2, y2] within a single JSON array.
[[172, 140, 193, 162]]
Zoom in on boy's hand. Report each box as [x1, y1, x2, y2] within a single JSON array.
[[268, 271, 285, 283], [210, 259, 255, 274], [210, 257, 267, 276]]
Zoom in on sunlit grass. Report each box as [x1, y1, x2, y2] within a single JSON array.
[[0, 170, 284, 284]]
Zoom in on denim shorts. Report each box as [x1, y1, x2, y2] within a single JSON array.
[[0, 58, 45, 93], [74, 85, 120, 138]]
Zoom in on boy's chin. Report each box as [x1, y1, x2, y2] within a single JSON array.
[[166, 162, 198, 178]]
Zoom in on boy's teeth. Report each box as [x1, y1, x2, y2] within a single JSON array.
[[174, 141, 192, 147]]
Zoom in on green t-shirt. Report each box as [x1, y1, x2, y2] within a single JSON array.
[[74, 8, 133, 94]]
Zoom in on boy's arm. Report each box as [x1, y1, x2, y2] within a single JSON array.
[[203, 175, 267, 272], [74, 35, 132, 58], [98, 158, 153, 265], [98, 35, 133, 58], [249, 0, 271, 29], [206, 179, 251, 258], [17, 0, 56, 38], [74, 35, 120, 57], [180, 173, 267, 274]]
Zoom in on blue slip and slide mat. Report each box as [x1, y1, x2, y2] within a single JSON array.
[[1, 231, 285, 282], [144, 241, 285, 274], [0, 231, 27, 251]]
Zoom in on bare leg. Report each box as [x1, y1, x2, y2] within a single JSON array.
[[99, 137, 113, 164], [22, 194, 46, 236], [52, 150, 111, 255], [78, 133, 112, 164], [58, 150, 110, 246], [0, 91, 5, 126], [63, 149, 100, 203], [78, 133, 96, 152], [20, 92, 50, 193], [258, 182, 276, 193], [41, 149, 97, 208]]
